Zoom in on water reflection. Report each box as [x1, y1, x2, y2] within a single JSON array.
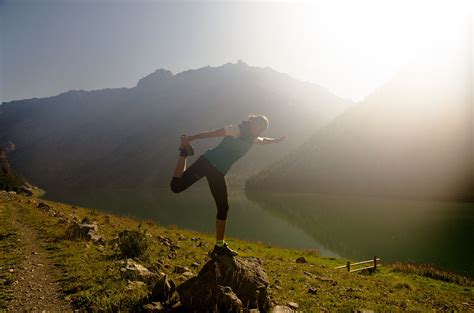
[[247, 190, 474, 276]]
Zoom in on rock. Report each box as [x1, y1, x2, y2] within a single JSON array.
[[287, 301, 299, 309], [173, 265, 191, 274], [81, 216, 92, 224], [196, 241, 208, 248], [315, 275, 337, 286], [157, 235, 178, 249], [142, 301, 165, 312], [295, 256, 307, 264], [149, 274, 180, 309], [308, 286, 317, 294], [18, 186, 33, 196], [176, 254, 272, 311], [271, 305, 294, 312], [181, 271, 194, 278], [37, 202, 51, 211], [63, 220, 104, 243], [121, 259, 160, 285], [126, 280, 146, 290], [148, 260, 165, 272], [191, 261, 200, 268], [270, 283, 282, 290]]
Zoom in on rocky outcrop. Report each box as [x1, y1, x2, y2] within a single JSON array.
[[0, 147, 33, 195], [176, 254, 273, 312]]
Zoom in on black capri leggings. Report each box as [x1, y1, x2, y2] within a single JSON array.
[[170, 155, 229, 220]]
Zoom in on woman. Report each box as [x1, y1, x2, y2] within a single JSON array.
[[170, 114, 286, 257]]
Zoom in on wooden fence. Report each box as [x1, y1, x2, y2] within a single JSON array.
[[334, 256, 380, 273]]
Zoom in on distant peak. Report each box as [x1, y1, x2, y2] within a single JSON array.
[[236, 59, 248, 66], [136, 69, 174, 88]]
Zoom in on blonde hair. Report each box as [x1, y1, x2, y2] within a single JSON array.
[[247, 114, 269, 130]]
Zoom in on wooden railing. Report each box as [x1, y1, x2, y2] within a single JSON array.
[[334, 256, 380, 273]]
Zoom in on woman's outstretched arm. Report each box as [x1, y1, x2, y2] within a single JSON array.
[[185, 128, 226, 143], [255, 135, 287, 145]]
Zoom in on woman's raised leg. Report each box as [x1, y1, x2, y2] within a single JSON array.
[[173, 155, 187, 178]]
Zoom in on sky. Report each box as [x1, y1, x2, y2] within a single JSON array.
[[0, 0, 472, 103]]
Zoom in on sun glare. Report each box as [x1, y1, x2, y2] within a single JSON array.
[[275, 0, 472, 100]]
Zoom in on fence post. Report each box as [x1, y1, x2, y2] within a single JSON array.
[[346, 261, 350, 272], [374, 256, 377, 269]]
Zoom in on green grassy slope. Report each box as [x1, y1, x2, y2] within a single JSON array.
[[1, 192, 472, 311]]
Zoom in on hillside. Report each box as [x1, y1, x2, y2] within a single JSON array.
[[1, 192, 473, 311], [0, 146, 35, 196], [0, 60, 350, 197], [246, 50, 473, 201]]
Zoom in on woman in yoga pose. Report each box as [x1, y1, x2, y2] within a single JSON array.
[[170, 114, 286, 257]]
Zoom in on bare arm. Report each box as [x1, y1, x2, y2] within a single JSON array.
[[255, 135, 287, 145], [187, 128, 226, 142]]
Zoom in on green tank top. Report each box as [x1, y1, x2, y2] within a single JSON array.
[[202, 136, 254, 175]]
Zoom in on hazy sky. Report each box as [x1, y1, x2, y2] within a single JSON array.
[[0, 0, 471, 103]]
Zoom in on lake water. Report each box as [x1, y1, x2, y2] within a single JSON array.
[[43, 183, 474, 276]]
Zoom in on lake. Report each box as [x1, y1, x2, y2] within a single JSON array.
[[43, 183, 474, 276]]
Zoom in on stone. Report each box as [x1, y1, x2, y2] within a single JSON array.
[[295, 256, 307, 264], [121, 259, 160, 285], [142, 301, 165, 312], [287, 301, 299, 309], [181, 271, 194, 278], [271, 306, 294, 313], [37, 202, 51, 211], [150, 274, 179, 306], [63, 220, 104, 244], [176, 254, 272, 311], [315, 275, 337, 286], [126, 280, 146, 291], [173, 265, 191, 275], [308, 286, 317, 294]]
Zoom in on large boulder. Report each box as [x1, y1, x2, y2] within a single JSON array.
[[176, 254, 272, 312]]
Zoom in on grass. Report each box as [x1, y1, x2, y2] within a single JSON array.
[[0, 200, 24, 308], [388, 262, 474, 287], [1, 191, 473, 311]]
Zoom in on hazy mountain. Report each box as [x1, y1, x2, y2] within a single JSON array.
[[246, 52, 473, 201], [0, 60, 350, 195]]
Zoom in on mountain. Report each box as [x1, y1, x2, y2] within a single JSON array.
[[0, 143, 33, 195], [246, 49, 473, 201], [0, 60, 351, 196]]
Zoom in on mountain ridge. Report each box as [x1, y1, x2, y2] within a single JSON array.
[[0, 60, 351, 195]]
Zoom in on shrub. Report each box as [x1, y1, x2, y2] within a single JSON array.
[[115, 229, 150, 259]]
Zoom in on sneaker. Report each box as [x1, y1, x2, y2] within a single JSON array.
[[178, 135, 195, 157], [208, 242, 238, 257], [178, 144, 194, 157]]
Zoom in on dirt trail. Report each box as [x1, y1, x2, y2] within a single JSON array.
[[7, 203, 71, 312]]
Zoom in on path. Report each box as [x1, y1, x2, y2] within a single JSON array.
[[7, 203, 71, 312]]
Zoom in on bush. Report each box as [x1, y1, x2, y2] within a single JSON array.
[[115, 229, 150, 259]]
